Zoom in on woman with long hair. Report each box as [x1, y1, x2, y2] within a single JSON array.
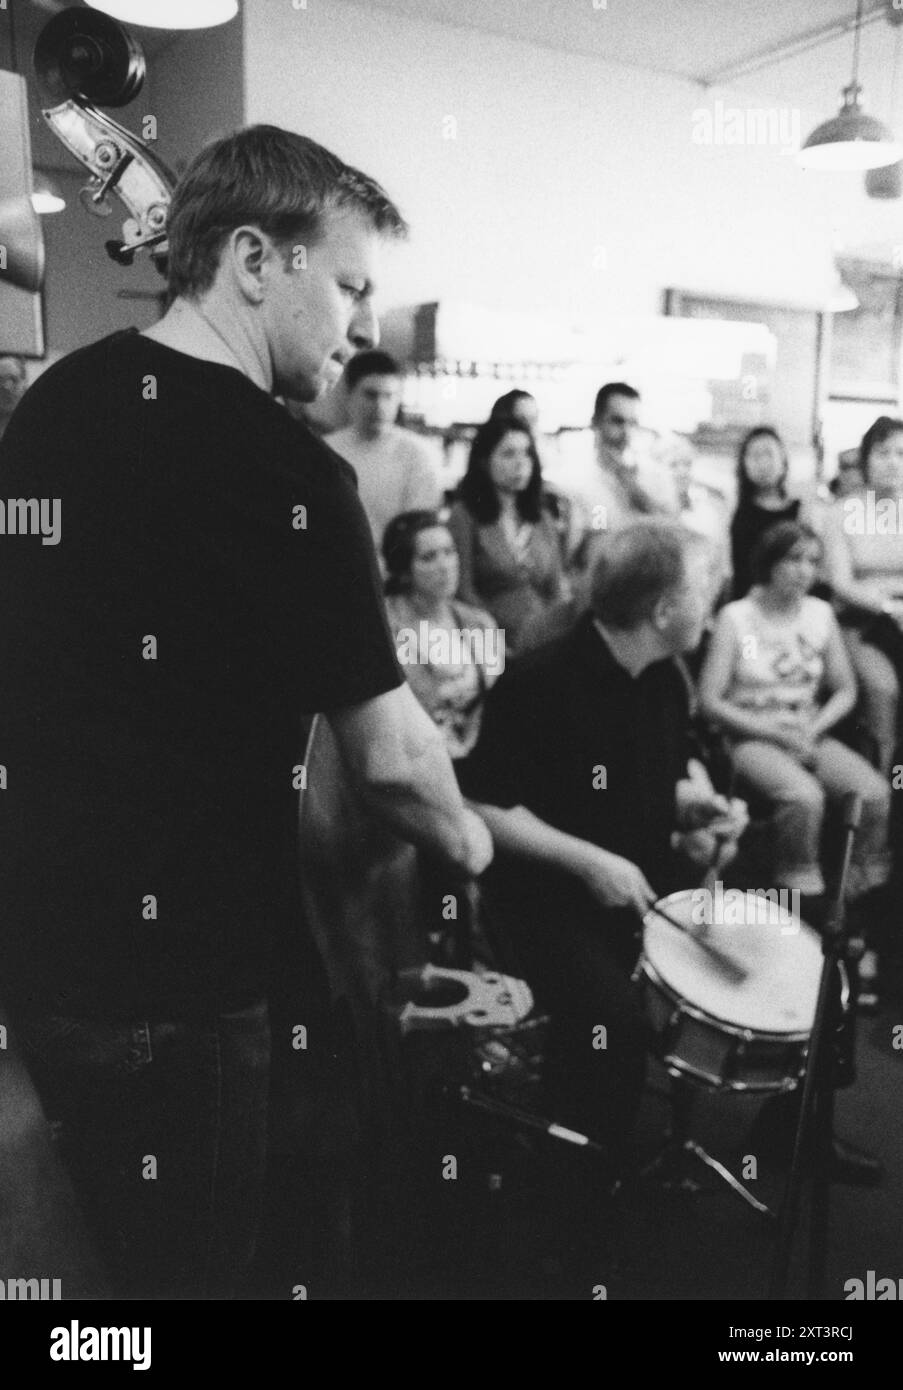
[[729, 426, 810, 600], [447, 417, 565, 656]]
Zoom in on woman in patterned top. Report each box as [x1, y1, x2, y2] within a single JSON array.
[[383, 509, 502, 763], [699, 520, 890, 908]]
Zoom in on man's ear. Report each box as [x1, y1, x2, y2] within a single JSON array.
[[226, 225, 271, 303], [651, 595, 672, 631]]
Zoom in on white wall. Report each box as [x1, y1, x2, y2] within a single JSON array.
[[241, 0, 894, 330], [149, 19, 244, 175]]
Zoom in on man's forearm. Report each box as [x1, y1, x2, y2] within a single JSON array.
[[357, 725, 474, 870], [470, 802, 592, 879], [329, 686, 490, 876]]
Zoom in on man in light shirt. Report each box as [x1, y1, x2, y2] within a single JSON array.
[[579, 381, 672, 531], [329, 349, 442, 553]]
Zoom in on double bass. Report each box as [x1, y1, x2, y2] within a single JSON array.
[[34, 6, 174, 274]]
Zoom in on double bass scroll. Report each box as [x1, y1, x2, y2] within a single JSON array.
[[34, 8, 175, 274]]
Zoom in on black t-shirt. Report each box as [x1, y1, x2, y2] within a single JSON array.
[[0, 330, 401, 1017], [730, 497, 801, 599], [460, 613, 691, 925]]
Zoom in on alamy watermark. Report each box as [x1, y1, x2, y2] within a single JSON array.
[[0, 1276, 61, 1299], [396, 622, 506, 678], [844, 1270, 903, 1300], [692, 101, 801, 153], [0, 497, 61, 545], [842, 490, 903, 536], [691, 882, 800, 933]]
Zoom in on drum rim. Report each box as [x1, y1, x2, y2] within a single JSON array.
[[661, 1053, 804, 1094], [638, 954, 814, 1043]]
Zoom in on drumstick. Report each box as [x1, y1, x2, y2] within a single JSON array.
[[647, 902, 748, 985]]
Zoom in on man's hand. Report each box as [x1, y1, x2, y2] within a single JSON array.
[[575, 845, 657, 917], [673, 796, 748, 874], [459, 806, 494, 877]]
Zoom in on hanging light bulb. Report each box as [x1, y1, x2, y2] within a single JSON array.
[[86, 1, 238, 29], [799, 1, 901, 171], [31, 172, 66, 215]]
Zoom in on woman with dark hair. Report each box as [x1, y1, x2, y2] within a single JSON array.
[[729, 426, 811, 599], [489, 389, 539, 430], [819, 415, 903, 778], [383, 510, 502, 761], [447, 418, 565, 655], [699, 520, 891, 925]]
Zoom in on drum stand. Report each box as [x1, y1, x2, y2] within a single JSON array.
[[769, 793, 862, 1301], [639, 1078, 774, 1218]]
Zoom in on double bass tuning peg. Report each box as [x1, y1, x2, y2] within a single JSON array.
[[78, 143, 133, 218], [79, 183, 114, 219]]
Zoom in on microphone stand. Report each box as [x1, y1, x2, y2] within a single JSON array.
[[768, 792, 862, 1301]]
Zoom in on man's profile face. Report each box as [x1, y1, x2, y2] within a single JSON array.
[[262, 208, 381, 403], [348, 372, 401, 436], [595, 393, 639, 463]]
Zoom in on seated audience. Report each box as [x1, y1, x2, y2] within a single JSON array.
[[818, 415, 903, 778], [698, 520, 891, 916], [729, 426, 812, 600], [383, 510, 502, 762], [328, 349, 442, 555], [447, 417, 566, 657]]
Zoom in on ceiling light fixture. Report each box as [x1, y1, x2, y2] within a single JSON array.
[[85, 1, 239, 30], [799, 0, 901, 170], [865, 18, 903, 196]]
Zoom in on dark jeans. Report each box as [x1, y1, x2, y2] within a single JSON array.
[[13, 998, 271, 1299]]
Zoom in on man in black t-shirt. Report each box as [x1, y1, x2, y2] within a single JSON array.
[[0, 125, 491, 1298], [463, 522, 744, 1168]]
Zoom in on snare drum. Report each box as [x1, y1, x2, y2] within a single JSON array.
[[636, 888, 838, 1094]]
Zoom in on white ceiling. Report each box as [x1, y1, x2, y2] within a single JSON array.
[[356, 0, 899, 103], [17, 1, 901, 105]]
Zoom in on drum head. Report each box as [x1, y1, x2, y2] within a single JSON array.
[[643, 888, 822, 1036]]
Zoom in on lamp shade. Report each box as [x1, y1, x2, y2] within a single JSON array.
[[799, 85, 902, 170], [828, 278, 858, 312], [31, 173, 66, 215], [86, 1, 238, 29], [865, 160, 903, 197]]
